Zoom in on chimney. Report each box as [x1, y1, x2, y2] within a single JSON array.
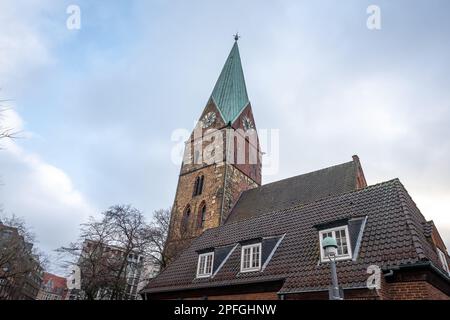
[[352, 155, 368, 189]]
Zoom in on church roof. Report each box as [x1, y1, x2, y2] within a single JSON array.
[[210, 41, 250, 124], [142, 179, 450, 296], [226, 160, 359, 223]]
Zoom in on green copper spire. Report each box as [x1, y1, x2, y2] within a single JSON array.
[[211, 38, 250, 124]]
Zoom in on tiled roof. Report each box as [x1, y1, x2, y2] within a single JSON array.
[[226, 161, 358, 223], [143, 179, 449, 294], [211, 41, 249, 124]]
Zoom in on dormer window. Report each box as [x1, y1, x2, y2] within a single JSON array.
[[240, 243, 261, 272], [197, 252, 214, 278], [437, 248, 450, 275], [319, 225, 352, 263]]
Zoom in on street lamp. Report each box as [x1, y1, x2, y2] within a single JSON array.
[[322, 236, 343, 300]]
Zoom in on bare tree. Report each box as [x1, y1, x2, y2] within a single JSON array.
[[57, 216, 116, 300], [58, 205, 155, 300], [0, 214, 47, 300], [0, 100, 20, 143], [103, 205, 154, 300], [146, 208, 171, 272]]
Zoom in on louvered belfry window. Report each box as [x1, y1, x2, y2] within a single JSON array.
[[193, 175, 204, 197], [198, 203, 207, 228]]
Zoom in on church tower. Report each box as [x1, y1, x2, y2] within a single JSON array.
[[164, 38, 262, 264]]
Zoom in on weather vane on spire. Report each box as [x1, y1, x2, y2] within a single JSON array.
[[233, 32, 240, 41]]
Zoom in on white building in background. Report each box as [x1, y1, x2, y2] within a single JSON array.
[[68, 240, 158, 300]]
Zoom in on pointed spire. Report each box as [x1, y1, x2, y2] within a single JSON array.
[[210, 39, 249, 124]]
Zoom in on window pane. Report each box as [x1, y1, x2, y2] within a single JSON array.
[[200, 256, 205, 274], [243, 248, 250, 269], [334, 228, 348, 256], [342, 245, 348, 254], [206, 255, 212, 274], [322, 232, 332, 240], [253, 246, 260, 268], [242, 245, 261, 270]]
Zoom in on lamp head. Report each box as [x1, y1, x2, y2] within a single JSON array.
[[322, 236, 338, 258]]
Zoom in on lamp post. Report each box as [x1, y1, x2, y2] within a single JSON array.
[[322, 236, 343, 300]]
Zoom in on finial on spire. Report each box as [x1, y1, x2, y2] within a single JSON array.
[[233, 32, 240, 42]]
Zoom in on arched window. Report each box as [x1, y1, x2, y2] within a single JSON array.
[[193, 177, 199, 196], [197, 203, 207, 228], [181, 205, 191, 234], [193, 175, 204, 197]]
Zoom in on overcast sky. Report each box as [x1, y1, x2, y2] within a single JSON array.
[[1, 0, 450, 273]]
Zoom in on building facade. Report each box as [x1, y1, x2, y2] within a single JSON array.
[[72, 240, 147, 300], [37, 273, 68, 300], [143, 39, 450, 300], [0, 222, 44, 300]]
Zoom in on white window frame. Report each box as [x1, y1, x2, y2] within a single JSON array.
[[240, 243, 262, 273], [437, 248, 450, 275], [196, 252, 214, 278], [319, 225, 353, 263]]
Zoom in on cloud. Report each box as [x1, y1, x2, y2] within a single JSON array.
[[0, 0, 96, 272], [0, 108, 97, 271], [0, 0, 57, 88]]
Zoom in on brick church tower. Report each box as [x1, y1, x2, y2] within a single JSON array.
[[164, 38, 262, 264]]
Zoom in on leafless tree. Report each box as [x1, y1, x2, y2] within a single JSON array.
[[0, 214, 48, 300], [0, 99, 20, 144], [58, 205, 157, 300], [103, 205, 154, 300], [146, 208, 171, 272], [57, 215, 116, 300]]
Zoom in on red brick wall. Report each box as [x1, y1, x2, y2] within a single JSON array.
[[207, 292, 278, 300], [284, 289, 380, 300], [386, 281, 449, 300], [147, 280, 450, 300]]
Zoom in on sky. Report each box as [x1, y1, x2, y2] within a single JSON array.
[[1, 0, 450, 273]]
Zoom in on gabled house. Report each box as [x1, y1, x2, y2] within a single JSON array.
[[142, 174, 450, 300], [142, 38, 450, 300]]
